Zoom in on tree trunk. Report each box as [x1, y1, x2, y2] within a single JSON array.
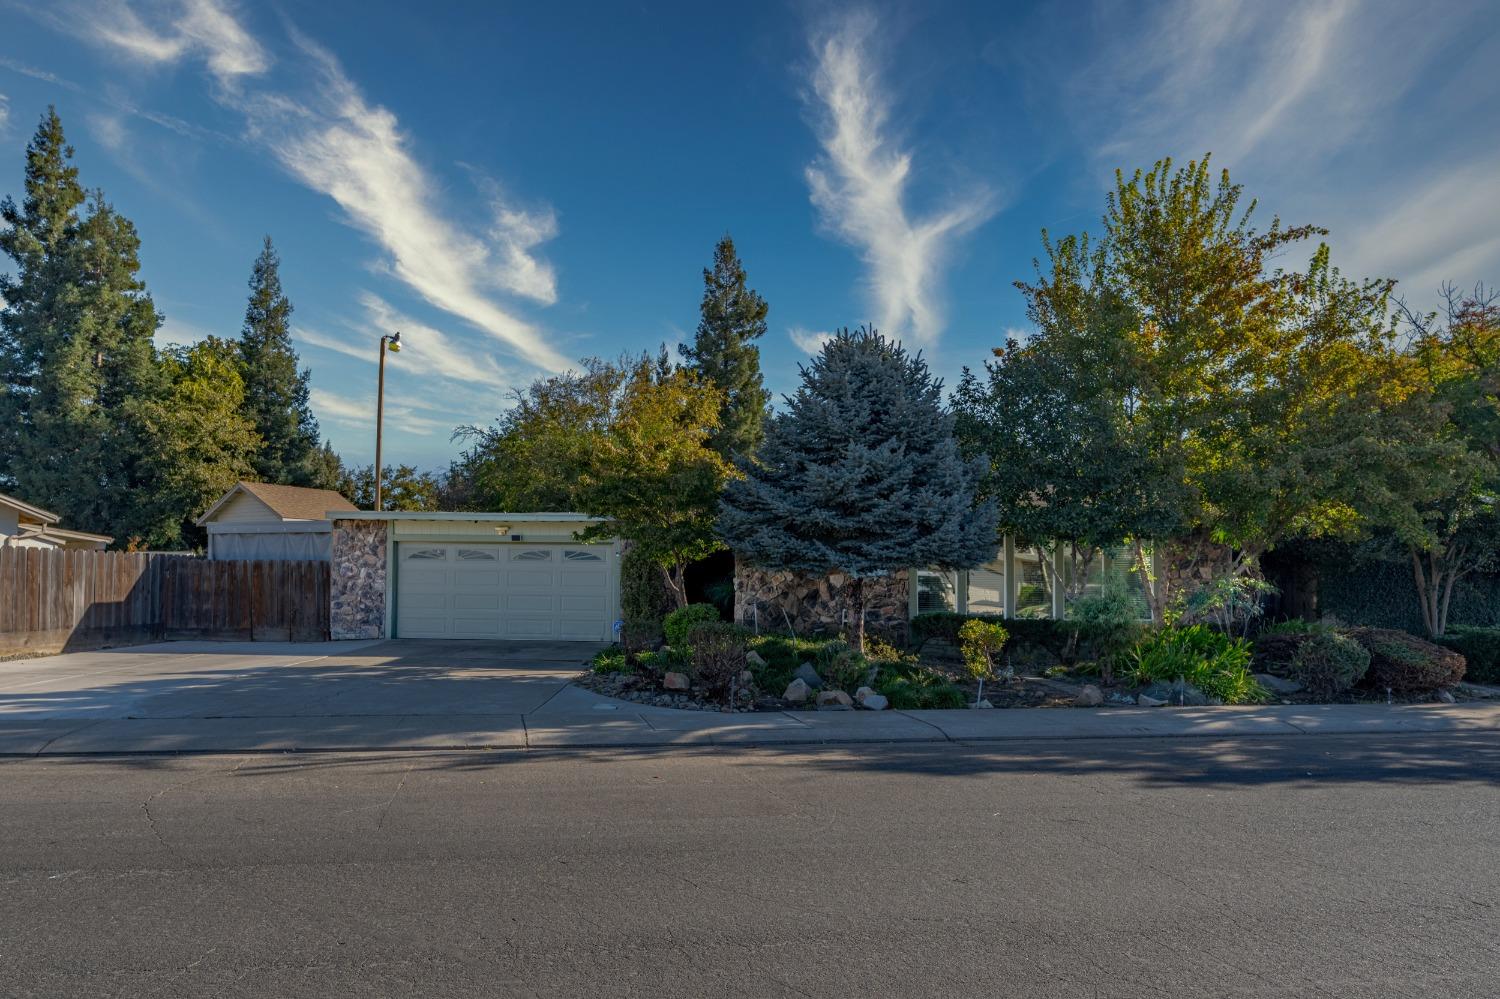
[[1410, 547, 1439, 636], [1133, 540, 1165, 624], [847, 576, 866, 653], [660, 564, 689, 610]]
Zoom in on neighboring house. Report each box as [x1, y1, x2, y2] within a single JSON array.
[[196, 481, 359, 562], [327, 511, 621, 642], [0, 491, 113, 551]]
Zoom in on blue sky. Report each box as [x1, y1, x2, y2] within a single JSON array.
[[2, 0, 1498, 471]]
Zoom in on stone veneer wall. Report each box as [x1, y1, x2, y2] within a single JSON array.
[[330, 519, 388, 640], [734, 561, 910, 642]]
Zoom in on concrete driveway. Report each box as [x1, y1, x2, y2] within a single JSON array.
[[0, 639, 607, 754]]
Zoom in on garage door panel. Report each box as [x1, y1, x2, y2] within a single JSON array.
[[397, 541, 614, 641]]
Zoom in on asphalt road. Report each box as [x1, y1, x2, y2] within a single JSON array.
[[2, 734, 1497, 997]]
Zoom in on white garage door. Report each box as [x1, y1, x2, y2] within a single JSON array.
[[396, 543, 615, 641]]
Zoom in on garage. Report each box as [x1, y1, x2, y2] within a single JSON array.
[[396, 541, 616, 640]]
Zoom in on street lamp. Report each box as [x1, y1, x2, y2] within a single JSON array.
[[374, 331, 401, 510]]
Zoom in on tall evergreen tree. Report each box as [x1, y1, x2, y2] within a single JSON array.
[[239, 235, 319, 484], [0, 108, 164, 540], [678, 235, 771, 461], [719, 327, 997, 650]]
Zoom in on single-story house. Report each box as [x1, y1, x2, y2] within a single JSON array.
[[0, 491, 113, 551], [328, 511, 622, 642], [323, 506, 1150, 644], [196, 481, 359, 561]]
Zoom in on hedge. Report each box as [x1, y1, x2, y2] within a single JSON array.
[[1281, 542, 1500, 634], [1434, 627, 1500, 685]]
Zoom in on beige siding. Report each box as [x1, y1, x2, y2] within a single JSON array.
[[392, 519, 597, 541], [210, 491, 282, 524]]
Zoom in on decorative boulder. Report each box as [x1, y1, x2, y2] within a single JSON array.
[[1138, 681, 1208, 706], [854, 686, 888, 711], [745, 650, 766, 668], [1074, 684, 1104, 707], [794, 663, 824, 689], [1255, 673, 1303, 695], [970, 699, 994, 709], [663, 672, 691, 691], [816, 689, 853, 710], [783, 678, 811, 703]]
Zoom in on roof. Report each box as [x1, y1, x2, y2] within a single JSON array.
[[196, 481, 359, 526], [0, 490, 60, 526], [327, 511, 602, 523], [38, 526, 114, 544]]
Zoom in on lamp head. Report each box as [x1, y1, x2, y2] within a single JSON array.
[[388, 331, 402, 353]]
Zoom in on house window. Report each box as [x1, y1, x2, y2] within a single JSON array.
[[511, 549, 553, 562], [405, 548, 446, 561], [457, 548, 497, 561], [916, 569, 957, 614], [564, 550, 603, 562], [966, 558, 1006, 616]]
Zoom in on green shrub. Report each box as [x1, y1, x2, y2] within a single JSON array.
[[873, 663, 967, 709], [591, 646, 631, 675], [1068, 579, 1147, 681], [1434, 627, 1500, 684], [1126, 625, 1268, 704], [663, 603, 722, 649], [912, 612, 1085, 666], [1289, 631, 1370, 700], [812, 641, 872, 693], [1351, 628, 1466, 694], [636, 647, 689, 676], [621, 546, 672, 631], [958, 618, 1008, 683], [746, 634, 841, 693], [1261, 618, 1331, 636], [687, 621, 750, 700]]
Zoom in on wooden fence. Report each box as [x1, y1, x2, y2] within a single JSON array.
[[0, 548, 330, 657]]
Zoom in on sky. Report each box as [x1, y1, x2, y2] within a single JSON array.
[[2, 0, 1498, 471]]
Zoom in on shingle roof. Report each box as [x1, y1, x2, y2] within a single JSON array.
[[199, 481, 359, 524], [0, 490, 60, 525]]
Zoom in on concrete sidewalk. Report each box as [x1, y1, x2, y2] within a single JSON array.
[[4, 686, 1498, 755]]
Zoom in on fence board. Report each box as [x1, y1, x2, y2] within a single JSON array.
[[0, 550, 330, 656]]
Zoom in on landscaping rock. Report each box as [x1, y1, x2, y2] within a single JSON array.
[[970, 699, 994, 709], [1106, 692, 1135, 706], [816, 689, 853, 710], [737, 669, 755, 688], [1255, 673, 1304, 695], [663, 671, 691, 691], [854, 686, 888, 711], [1138, 693, 1168, 707], [745, 650, 766, 668], [794, 663, 824, 689], [1138, 681, 1208, 706], [1074, 684, 1104, 707], [1435, 688, 1456, 704], [783, 678, 811, 703]]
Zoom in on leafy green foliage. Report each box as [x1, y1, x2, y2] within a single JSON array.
[[678, 235, 771, 461], [457, 350, 731, 607], [663, 603, 722, 649], [1433, 626, 1500, 684], [1351, 628, 1466, 694], [591, 646, 631, 675], [1289, 631, 1370, 700], [1126, 625, 1268, 704], [872, 664, 967, 710], [338, 464, 441, 511], [621, 544, 672, 634], [719, 327, 997, 649], [745, 634, 829, 692], [957, 618, 1008, 683], [1067, 578, 1147, 679]]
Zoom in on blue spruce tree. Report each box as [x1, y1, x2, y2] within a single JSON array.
[[719, 327, 998, 650]]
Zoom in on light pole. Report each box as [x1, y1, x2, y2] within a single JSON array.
[[374, 331, 401, 510]]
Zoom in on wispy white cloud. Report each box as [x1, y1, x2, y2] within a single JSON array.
[[153, 316, 213, 349], [1342, 152, 1500, 300], [787, 326, 834, 354], [0, 93, 9, 134], [79, 0, 269, 85], [804, 10, 995, 347], [300, 293, 516, 390], [51, 0, 571, 373], [310, 386, 450, 437]]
